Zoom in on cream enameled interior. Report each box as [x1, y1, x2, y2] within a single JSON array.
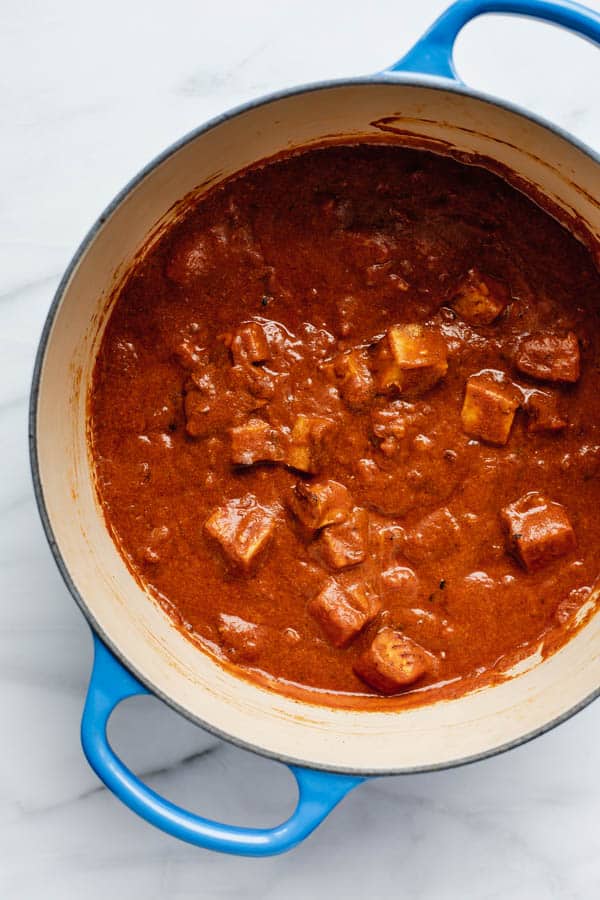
[[36, 81, 600, 773]]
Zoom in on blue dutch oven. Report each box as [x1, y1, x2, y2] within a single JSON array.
[[30, 0, 600, 857]]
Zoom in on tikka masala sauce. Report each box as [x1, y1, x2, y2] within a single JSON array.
[[90, 145, 600, 706]]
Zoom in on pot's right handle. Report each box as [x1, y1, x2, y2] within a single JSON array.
[[388, 0, 600, 80]]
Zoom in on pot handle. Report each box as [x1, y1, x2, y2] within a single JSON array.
[[387, 0, 600, 79], [81, 634, 364, 856]]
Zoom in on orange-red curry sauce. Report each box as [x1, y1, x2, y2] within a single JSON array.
[[90, 145, 600, 704]]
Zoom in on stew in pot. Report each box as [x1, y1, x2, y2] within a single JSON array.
[[90, 145, 600, 706]]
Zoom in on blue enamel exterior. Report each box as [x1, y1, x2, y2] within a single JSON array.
[[76, 0, 600, 856], [82, 635, 364, 856]]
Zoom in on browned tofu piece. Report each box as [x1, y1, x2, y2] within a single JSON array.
[[354, 628, 432, 694], [221, 322, 270, 367], [288, 479, 353, 532], [514, 331, 580, 383], [319, 508, 369, 570], [205, 494, 277, 570], [451, 269, 509, 325], [500, 491, 576, 572], [308, 579, 380, 648], [523, 389, 567, 434], [286, 413, 334, 474], [217, 613, 267, 663], [329, 350, 375, 410], [373, 324, 448, 397], [229, 419, 285, 466], [404, 507, 461, 564], [461, 369, 520, 445]]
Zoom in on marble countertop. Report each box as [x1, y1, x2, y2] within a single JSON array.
[[3, 0, 600, 896]]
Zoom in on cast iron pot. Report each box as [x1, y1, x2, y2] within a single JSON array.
[[30, 0, 600, 856]]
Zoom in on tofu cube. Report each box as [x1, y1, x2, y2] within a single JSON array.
[[523, 389, 567, 433], [288, 479, 353, 532], [308, 579, 380, 648], [500, 491, 576, 572], [286, 414, 334, 474], [330, 349, 376, 410], [205, 494, 276, 569], [514, 331, 580, 383], [354, 628, 432, 693], [229, 419, 285, 466], [461, 369, 520, 445], [319, 508, 369, 570], [403, 507, 461, 564], [451, 268, 509, 325], [373, 325, 448, 397]]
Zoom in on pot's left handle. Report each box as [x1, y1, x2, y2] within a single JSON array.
[[81, 634, 364, 856]]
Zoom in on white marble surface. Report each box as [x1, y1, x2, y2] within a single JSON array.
[[3, 0, 600, 896]]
